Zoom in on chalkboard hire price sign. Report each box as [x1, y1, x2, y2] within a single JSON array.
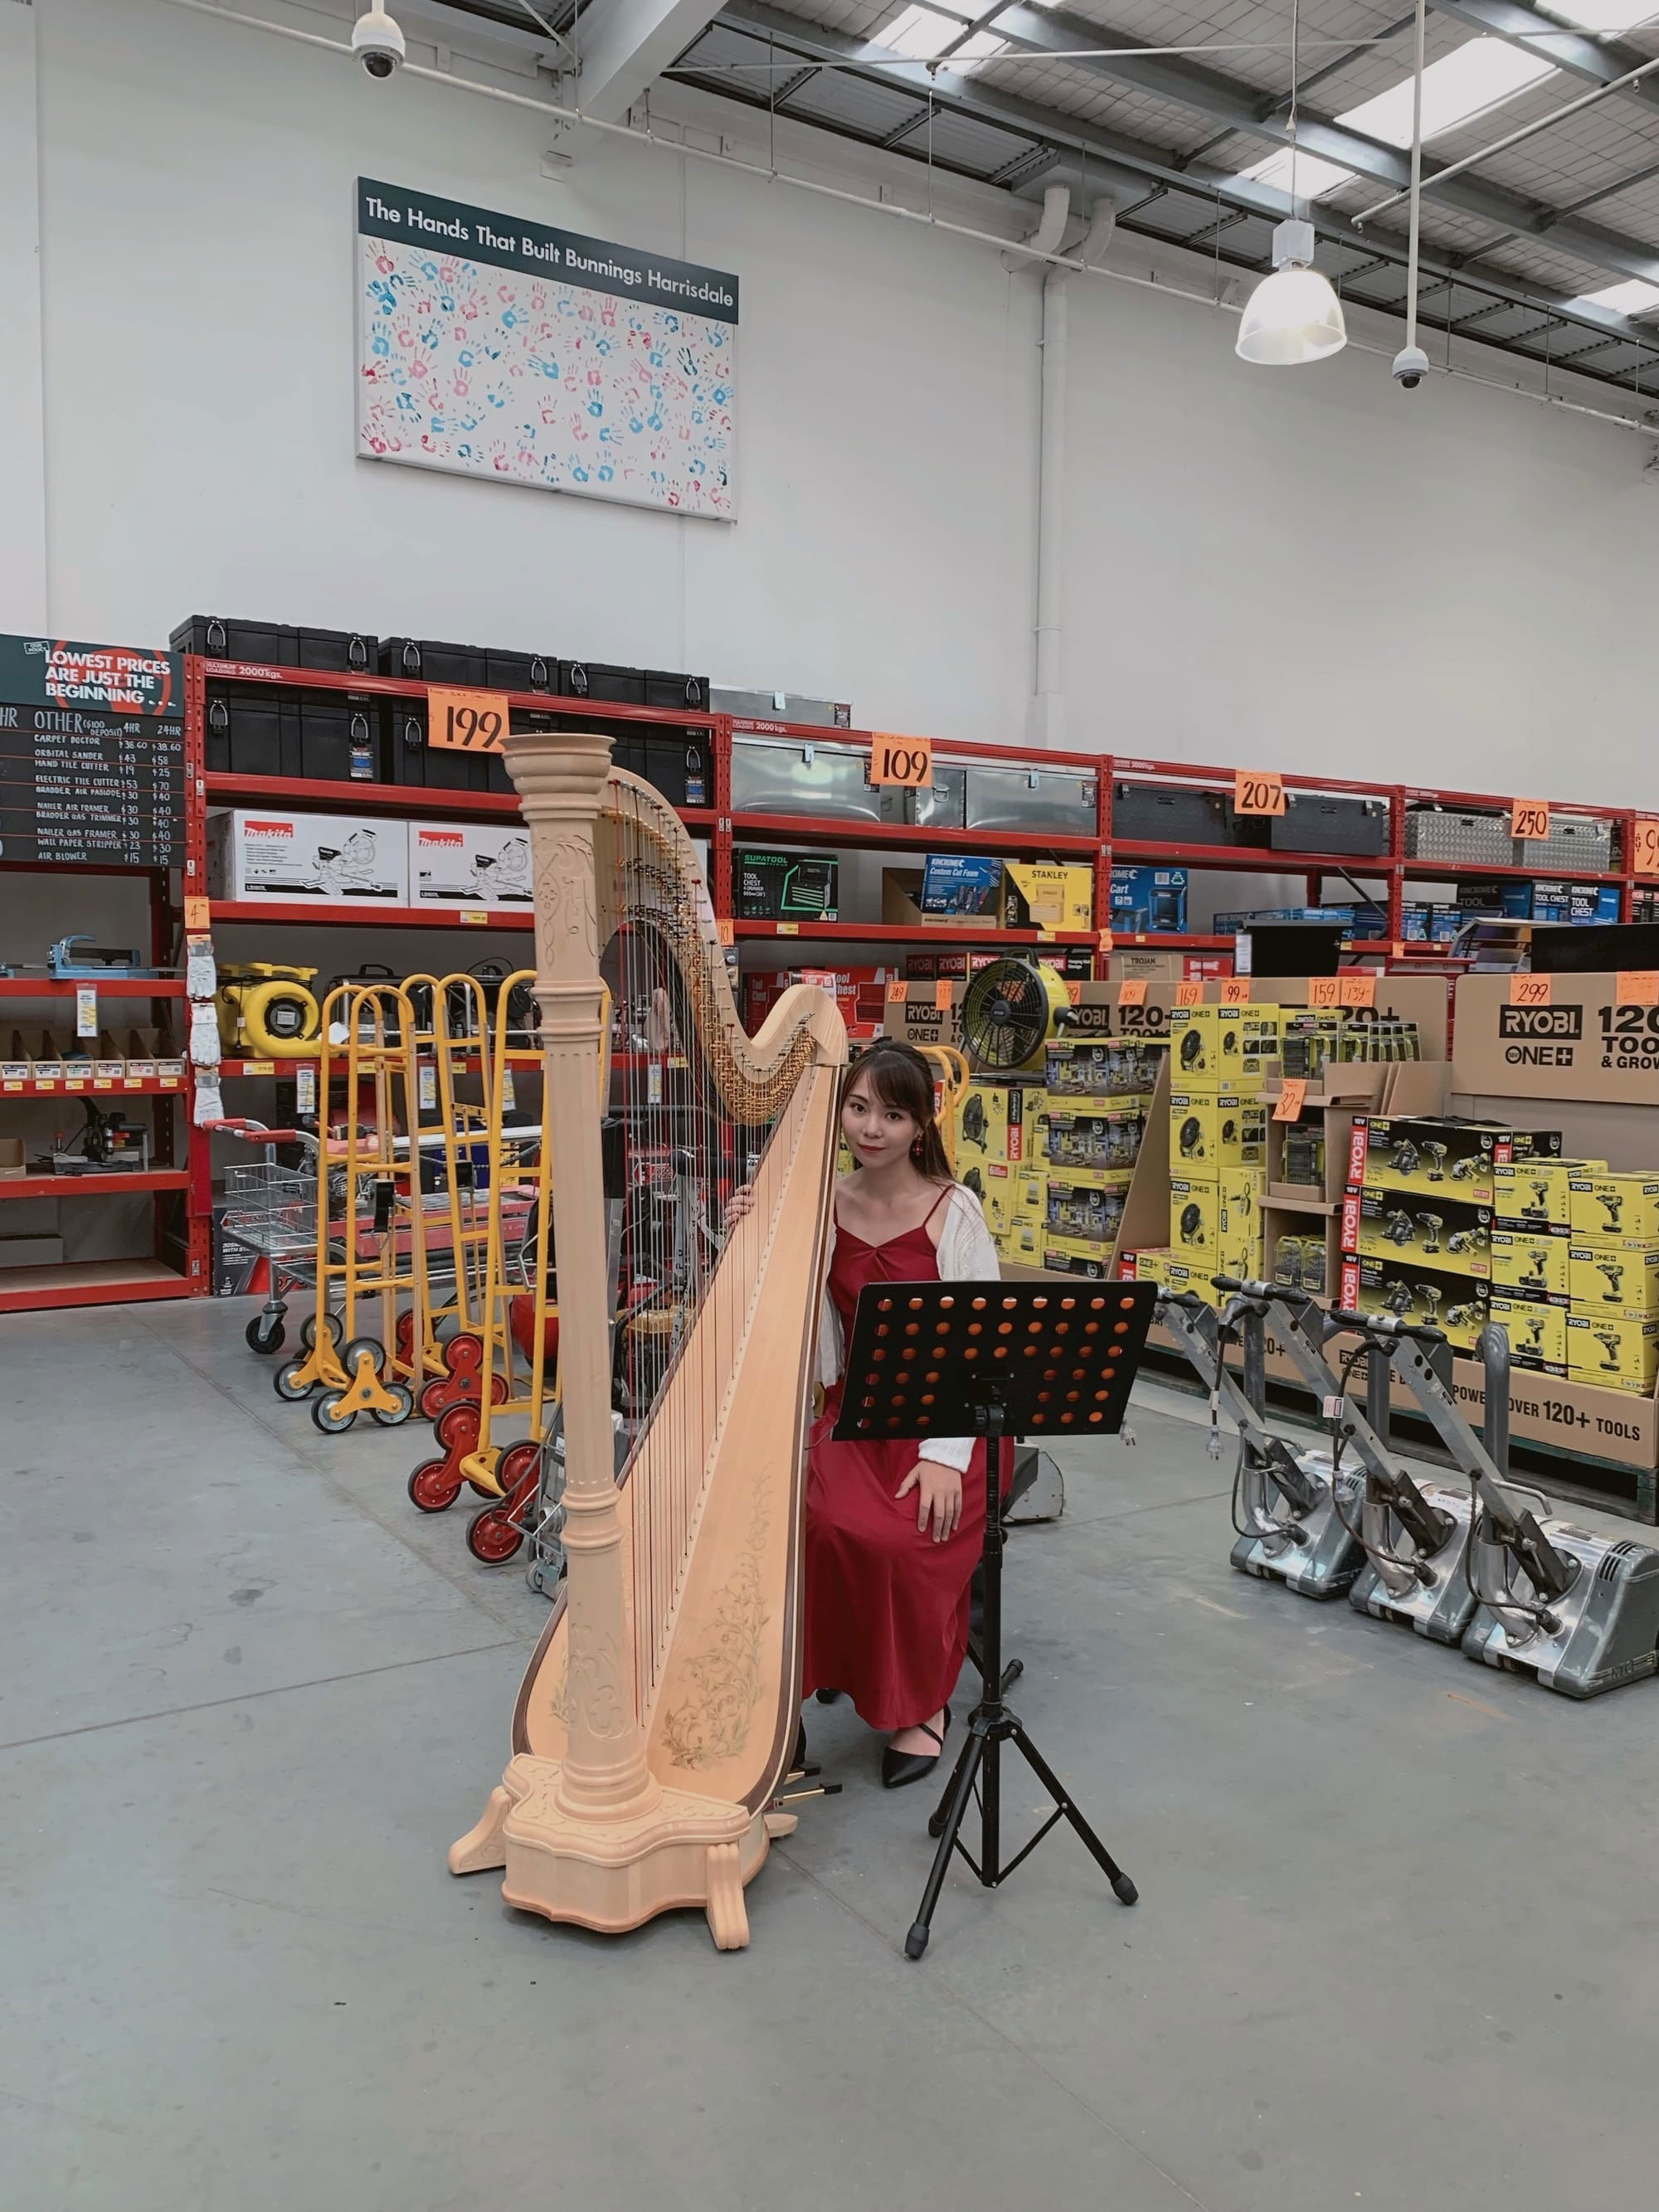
[[428, 687, 510, 753]]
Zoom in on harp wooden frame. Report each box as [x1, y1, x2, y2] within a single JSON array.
[[450, 727, 845, 1949]]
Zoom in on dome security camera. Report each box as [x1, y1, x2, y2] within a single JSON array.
[[353, 4, 406, 77], [1392, 344, 1429, 391]]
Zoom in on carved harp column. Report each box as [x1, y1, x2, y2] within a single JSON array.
[[508, 729, 658, 1824]]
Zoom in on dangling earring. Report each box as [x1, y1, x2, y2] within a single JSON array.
[[911, 1136, 924, 1158]]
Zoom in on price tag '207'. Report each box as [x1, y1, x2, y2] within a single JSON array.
[[428, 687, 511, 753]]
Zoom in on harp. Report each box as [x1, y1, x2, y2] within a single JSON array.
[[449, 725, 846, 1949]]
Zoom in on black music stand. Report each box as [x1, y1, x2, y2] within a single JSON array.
[[834, 1277, 1156, 1958]]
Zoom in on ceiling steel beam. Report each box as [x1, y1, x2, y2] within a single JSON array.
[[988, 0, 1659, 287], [699, 4, 1659, 351], [1428, 0, 1659, 120]]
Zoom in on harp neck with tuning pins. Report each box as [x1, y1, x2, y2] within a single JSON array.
[[450, 724, 846, 1949]]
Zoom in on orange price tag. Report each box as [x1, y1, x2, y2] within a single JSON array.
[[1273, 1078, 1307, 1122], [1617, 970, 1659, 1006], [1221, 976, 1251, 1004], [888, 980, 908, 1003], [1117, 980, 1150, 1007], [428, 686, 510, 753], [1096, 929, 1114, 954], [1307, 977, 1341, 1010], [1339, 974, 1378, 1009], [1174, 980, 1204, 1008], [1233, 769, 1287, 818], [1063, 980, 1082, 1006], [869, 732, 934, 788], [183, 895, 211, 932], [1510, 973, 1552, 1006], [1633, 819, 1659, 877], [715, 920, 734, 948], [933, 980, 953, 1010], [1510, 800, 1551, 842]]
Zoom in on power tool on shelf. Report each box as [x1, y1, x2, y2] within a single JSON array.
[[46, 936, 165, 980]]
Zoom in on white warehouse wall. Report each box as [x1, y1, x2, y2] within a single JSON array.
[[9, 0, 1659, 804]]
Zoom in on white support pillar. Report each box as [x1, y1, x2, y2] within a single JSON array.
[[0, 0, 46, 629]]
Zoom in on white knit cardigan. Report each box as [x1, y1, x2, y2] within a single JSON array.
[[814, 1180, 1001, 1472]]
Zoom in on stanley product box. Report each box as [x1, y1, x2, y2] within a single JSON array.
[[1492, 1156, 1598, 1228], [1569, 1173, 1659, 1242], [207, 808, 409, 905], [734, 848, 839, 923], [1349, 1116, 1562, 1206], [1338, 1255, 1493, 1349], [954, 1080, 1034, 1165], [1566, 1312, 1659, 1396], [1170, 1091, 1267, 1171], [1000, 862, 1092, 934], [409, 821, 535, 910], [1490, 1230, 1572, 1304], [1168, 1004, 1282, 1091], [920, 854, 1002, 919], [1567, 1243, 1659, 1317], [1490, 1295, 1568, 1374], [1340, 1187, 1492, 1274]]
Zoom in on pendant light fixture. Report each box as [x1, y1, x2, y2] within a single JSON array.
[[1236, 0, 1347, 365]]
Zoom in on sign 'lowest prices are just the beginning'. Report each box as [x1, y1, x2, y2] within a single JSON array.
[[356, 177, 738, 520]]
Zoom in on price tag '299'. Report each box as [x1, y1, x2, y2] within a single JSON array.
[[428, 687, 510, 753]]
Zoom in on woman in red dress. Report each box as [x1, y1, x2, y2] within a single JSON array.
[[802, 1043, 1001, 1788]]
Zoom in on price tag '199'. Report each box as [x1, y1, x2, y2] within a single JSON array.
[[870, 732, 933, 788], [1510, 973, 1552, 1006], [1634, 819, 1659, 877], [428, 686, 510, 753]]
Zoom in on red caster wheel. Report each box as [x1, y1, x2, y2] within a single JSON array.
[[408, 1456, 465, 1513], [465, 1441, 543, 1565]]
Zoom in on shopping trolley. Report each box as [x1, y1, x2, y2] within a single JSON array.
[[207, 1120, 323, 1355]]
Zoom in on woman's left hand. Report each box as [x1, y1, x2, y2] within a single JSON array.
[[895, 1456, 963, 1543]]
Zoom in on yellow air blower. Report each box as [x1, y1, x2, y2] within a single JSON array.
[[959, 956, 1072, 1073], [216, 963, 323, 1057]]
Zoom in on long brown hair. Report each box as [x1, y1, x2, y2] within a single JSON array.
[[840, 1042, 953, 1183]]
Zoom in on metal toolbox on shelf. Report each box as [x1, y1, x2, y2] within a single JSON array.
[[731, 735, 884, 822], [610, 728, 710, 809], [1112, 781, 1270, 848], [1403, 805, 1514, 866], [206, 686, 381, 781], [712, 687, 852, 728], [172, 615, 377, 673], [1515, 816, 1614, 872], [558, 661, 710, 712], [382, 703, 513, 795], [878, 766, 969, 829], [965, 764, 1097, 833], [1272, 793, 1389, 856], [380, 638, 557, 692]]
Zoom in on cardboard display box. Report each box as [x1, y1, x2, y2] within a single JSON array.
[[1044, 1103, 1149, 1174], [734, 848, 839, 922], [953, 1078, 1037, 1165], [1168, 1004, 1283, 1091], [1569, 1171, 1659, 1242], [1337, 1253, 1492, 1348], [1348, 1116, 1563, 1205], [1001, 861, 1092, 933], [1046, 1040, 1164, 1099], [1046, 1174, 1129, 1246], [1567, 1243, 1659, 1316], [1492, 1156, 1599, 1228], [408, 820, 534, 910], [1340, 1185, 1493, 1274], [1488, 1293, 1567, 1374], [1491, 1229, 1572, 1303], [208, 807, 409, 904], [1453, 972, 1659, 1105], [919, 855, 1001, 919], [1169, 1091, 1268, 1172], [1566, 1311, 1659, 1394]]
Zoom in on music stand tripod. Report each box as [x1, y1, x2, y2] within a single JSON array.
[[834, 1276, 1156, 1958]]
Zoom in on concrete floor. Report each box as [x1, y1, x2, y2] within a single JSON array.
[[6, 1301, 1659, 2212]]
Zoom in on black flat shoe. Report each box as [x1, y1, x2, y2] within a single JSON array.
[[815, 1687, 844, 1704], [794, 1719, 807, 1771], [882, 1705, 951, 1791]]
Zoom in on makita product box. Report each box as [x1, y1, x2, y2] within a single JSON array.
[[408, 820, 535, 910], [207, 808, 408, 904]]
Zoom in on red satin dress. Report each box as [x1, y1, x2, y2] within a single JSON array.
[[803, 1189, 988, 1731]]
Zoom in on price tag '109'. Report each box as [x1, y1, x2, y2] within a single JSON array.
[[428, 686, 510, 753], [870, 732, 934, 788]]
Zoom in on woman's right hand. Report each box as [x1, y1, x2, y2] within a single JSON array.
[[725, 1183, 757, 1228]]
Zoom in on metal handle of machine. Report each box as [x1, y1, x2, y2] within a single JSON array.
[[200, 1118, 315, 1144], [1212, 1274, 1315, 1307], [1330, 1309, 1447, 1346]]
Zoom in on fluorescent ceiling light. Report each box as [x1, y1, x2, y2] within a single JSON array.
[[1241, 147, 1357, 202], [876, 6, 1006, 60], [1578, 276, 1659, 314], [1543, 0, 1659, 26], [1337, 37, 1555, 148]]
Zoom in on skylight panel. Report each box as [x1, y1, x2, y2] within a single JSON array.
[[1335, 37, 1556, 148], [875, 7, 1006, 61], [1239, 147, 1358, 201], [1541, 0, 1658, 27], [1577, 277, 1659, 314]]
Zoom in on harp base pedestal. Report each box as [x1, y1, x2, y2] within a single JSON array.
[[448, 1753, 768, 1950]]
